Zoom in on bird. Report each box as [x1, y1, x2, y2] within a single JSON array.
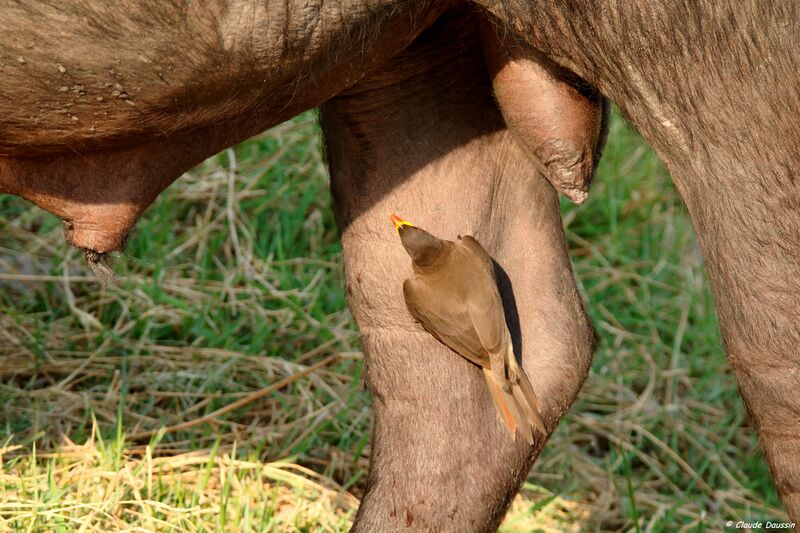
[[390, 213, 547, 443]]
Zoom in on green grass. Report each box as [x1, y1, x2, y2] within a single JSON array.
[[0, 110, 784, 531]]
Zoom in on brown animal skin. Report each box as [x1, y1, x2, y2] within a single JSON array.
[[1, 0, 799, 530], [479, 19, 608, 204]]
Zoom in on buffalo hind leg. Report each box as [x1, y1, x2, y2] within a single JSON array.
[[679, 164, 800, 522], [321, 8, 594, 531]]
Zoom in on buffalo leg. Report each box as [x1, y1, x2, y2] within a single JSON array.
[[680, 168, 800, 522], [321, 8, 594, 531]]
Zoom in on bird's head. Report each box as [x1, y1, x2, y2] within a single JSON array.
[[390, 213, 447, 268]]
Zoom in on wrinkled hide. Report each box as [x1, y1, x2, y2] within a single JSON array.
[[480, 19, 608, 204], [0, 0, 449, 252]]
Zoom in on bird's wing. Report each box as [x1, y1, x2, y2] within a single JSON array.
[[458, 235, 497, 281], [467, 294, 508, 358], [457, 237, 508, 356], [403, 277, 491, 368]]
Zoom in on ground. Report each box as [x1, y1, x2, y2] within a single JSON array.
[[0, 111, 785, 531]]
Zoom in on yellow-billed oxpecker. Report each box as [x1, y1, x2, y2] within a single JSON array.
[[390, 213, 546, 443]]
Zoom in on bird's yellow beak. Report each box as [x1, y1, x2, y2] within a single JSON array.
[[389, 213, 415, 233]]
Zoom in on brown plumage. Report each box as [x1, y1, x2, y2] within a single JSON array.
[[390, 213, 546, 443]]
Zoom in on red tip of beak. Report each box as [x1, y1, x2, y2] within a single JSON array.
[[389, 213, 415, 232], [389, 213, 414, 233]]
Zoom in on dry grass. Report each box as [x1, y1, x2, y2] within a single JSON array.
[[1, 425, 357, 531], [0, 425, 585, 532], [0, 111, 786, 531]]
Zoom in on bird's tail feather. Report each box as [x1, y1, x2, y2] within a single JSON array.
[[505, 344, 547, 436], [482, 367, 533, 444]]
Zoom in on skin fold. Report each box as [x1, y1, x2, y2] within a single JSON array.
[[479, 18, 608, 204]]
